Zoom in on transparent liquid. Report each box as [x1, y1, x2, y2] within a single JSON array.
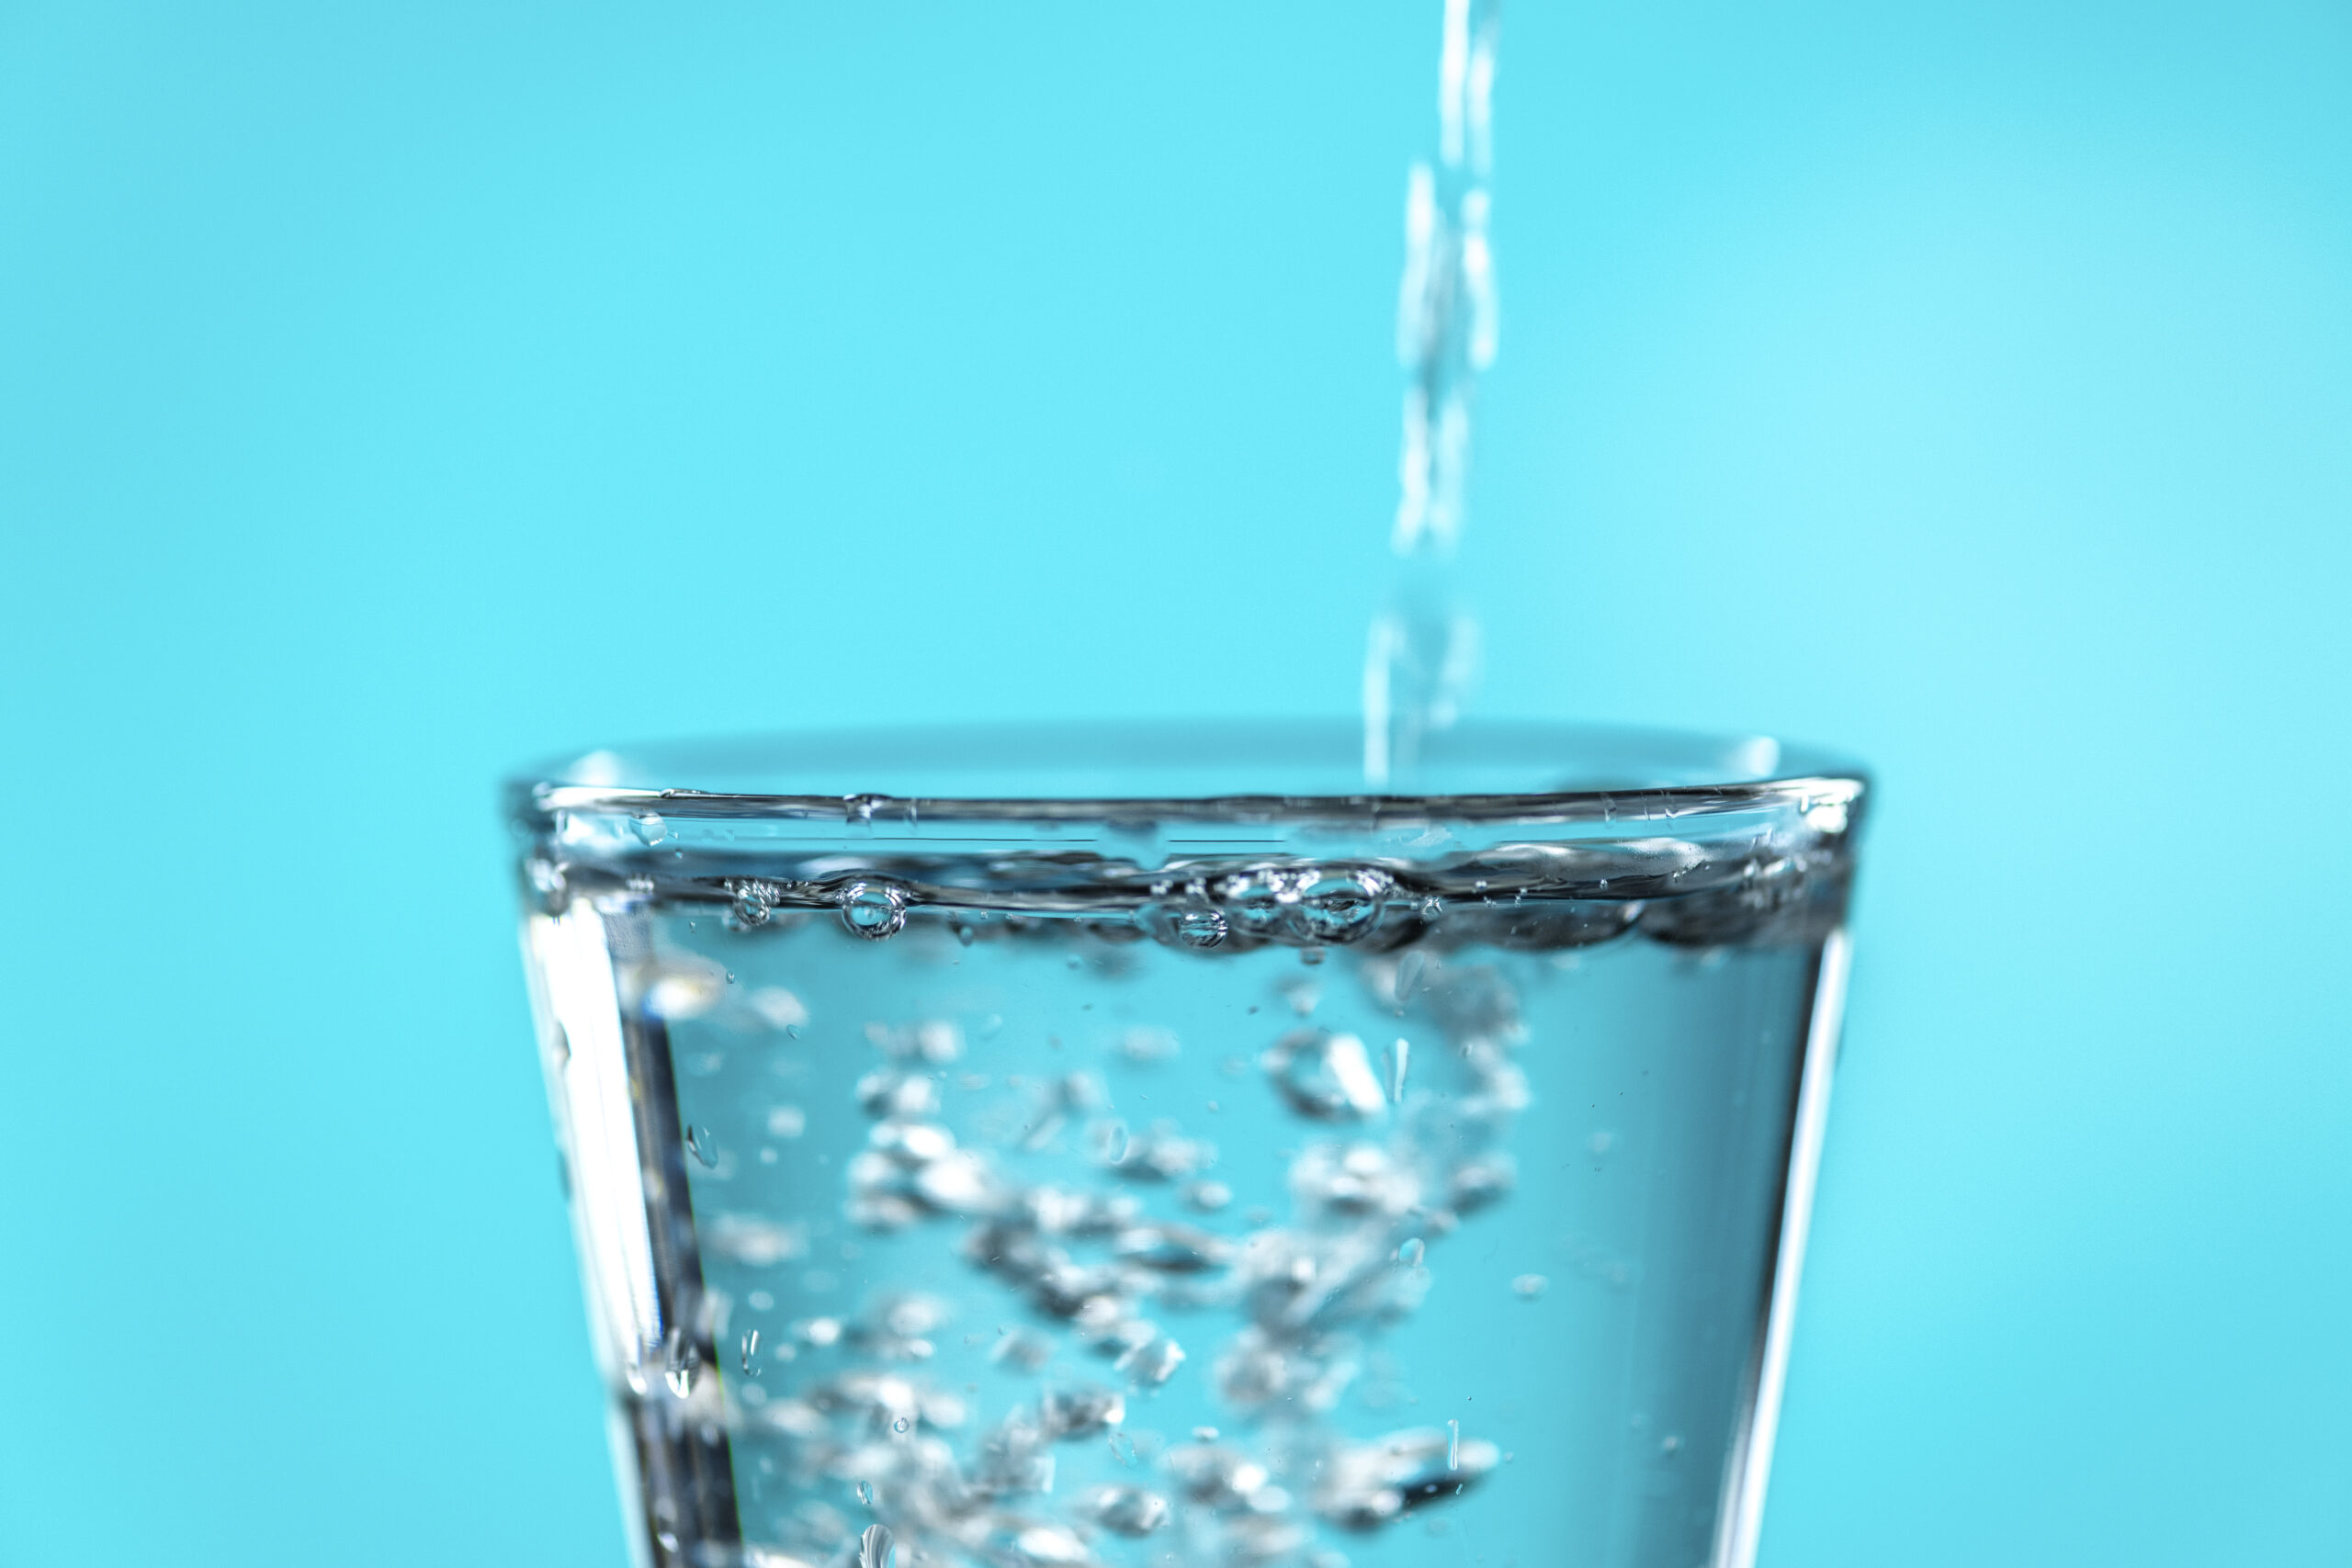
[[525, 849, 1845, 1568]]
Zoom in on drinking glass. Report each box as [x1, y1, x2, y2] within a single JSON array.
[[507, 721, 1865, 1568]]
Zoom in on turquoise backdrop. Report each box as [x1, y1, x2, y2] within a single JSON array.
[[4, 3, 2347, 1563]]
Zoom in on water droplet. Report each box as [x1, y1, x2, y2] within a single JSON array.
[[628, 811, 667, 847], [855, 1480, 875, 1506], [859, 1522, 894, 1568], [740, 1328, 761, 1373], [839, 880, 909, 940], [1106, 1430, 1136, 1467], [731, 883, 774, 928], [1447, 1418, 1461, 1471], [1192, 1425, 1220, 1441], [1092, 1120, 1131, 1167], [1511, 1273, 1549, 1300], [1396, 1237, 1426, 1268], [1385, 1036, 1411, 1102], [892, 1416, 910, 1434], [684, 1125, 718, 1168], [1660, 1433, 1683, 1456], [955, 922, 976, 946]]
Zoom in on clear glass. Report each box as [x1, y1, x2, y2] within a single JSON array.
[[506, 722, 1867, 1568]]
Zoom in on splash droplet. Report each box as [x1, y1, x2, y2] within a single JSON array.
[[855, 1480, 874, 1506], [740, 1328, 761, 1373], [893, 1416, 910, 1433], [858, 1524, 894, 1568], [839, 880, 909, 940], [684, 1125, 718, 1168], [1386, 1036, 1411, 1102], [629, 810, 668, 847], [1447, 1418, 1461, 1471], [1396, 1237, 1426, 1268]]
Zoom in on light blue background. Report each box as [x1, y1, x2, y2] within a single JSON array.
[[4, 3, 2346, 1563]]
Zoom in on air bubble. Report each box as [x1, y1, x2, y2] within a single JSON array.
[[1114, 1334, 1185, 1387], [628, 810, 668, 847], [1083, 1484, 1172, 1538], [839, 881, 909, 940], [1174, 908, 1228, 948], [1511, 1273, 1549, 1300], [661, 1327, 697, 1398], [1396, 1237, 1426, 1268], [1040, 1383, 1125, 1438], [1264, 1030, 1389, 1121], [1299, 869, 1391, 942], [1181, 1179, 1233, 1213], [731, 884, 774, 928]]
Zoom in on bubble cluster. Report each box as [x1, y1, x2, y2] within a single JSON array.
[[711, 944, 1530, 1568]]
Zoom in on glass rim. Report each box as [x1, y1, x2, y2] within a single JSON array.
[[508, 718, 1870, 829]]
